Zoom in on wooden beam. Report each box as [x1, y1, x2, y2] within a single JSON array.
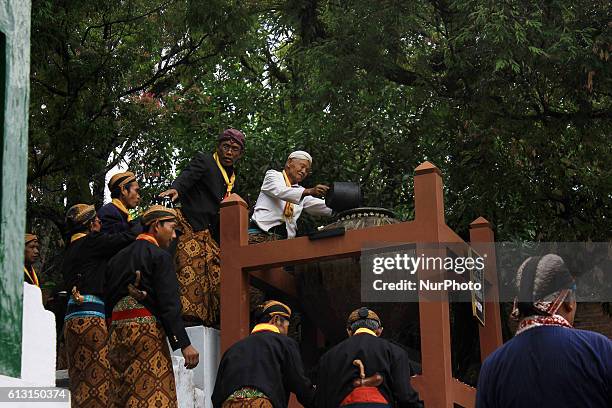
[[470, 217, 503, 362]]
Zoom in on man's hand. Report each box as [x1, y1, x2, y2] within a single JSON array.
[[159, 188, 179, 202], [127, 270, 147, 301], [304, 184, 329, 198], [181, 345, 199, 369]]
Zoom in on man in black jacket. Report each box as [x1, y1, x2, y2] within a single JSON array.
[[105, 205, 199, 408], [61, 203, 136, 407], [315, 308, 423, 408], [97, 170, 141, 234], [212, 300, 315, 408], [160, 128, 245, 326], [24, 233, 40, 286]]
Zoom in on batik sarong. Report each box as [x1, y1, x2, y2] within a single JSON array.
[[223, 387, 273, 408], [175, 209, 221, 325], [248, 220, 284, 244], [248, 229, 282, 245], [108, 296, 177, 408], [248, 232, 279, 244], [64, 295, 110, 408], [56, 337, 68, 370]]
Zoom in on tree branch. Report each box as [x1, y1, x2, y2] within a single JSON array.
[[81, 0, 175, 45], [31, 77, 69, 97], [118, 34, 213, 98]]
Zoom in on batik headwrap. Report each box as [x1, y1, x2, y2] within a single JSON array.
[[66, 204, 96, 225], [141, 205, 177, 226], [25, 233, 38, 245], [347, 307, 381, 327], [66, 203, 97, 244], [256, 300, 292, 320], [511, 254, 576, 335], [108, 171, 137, 192], [217, 128, 245, 149]]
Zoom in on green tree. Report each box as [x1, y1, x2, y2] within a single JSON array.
[[28, 0, 611, 283]]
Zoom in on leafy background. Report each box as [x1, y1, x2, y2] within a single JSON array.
[[27, 0, 611, 384]]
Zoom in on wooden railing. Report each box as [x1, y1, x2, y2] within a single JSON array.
[[219, 161, 502, 408]]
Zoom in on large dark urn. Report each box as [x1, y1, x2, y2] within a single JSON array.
[[295, 207, 420, 347]]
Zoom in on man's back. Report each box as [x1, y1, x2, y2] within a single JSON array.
[[477, 326, 612, 408], [98, 202, 129, 233], [315, 333, 422, 408], [212, 330, 314, 408], [105, 239, 190, 351], [62, 231, 134, 297]]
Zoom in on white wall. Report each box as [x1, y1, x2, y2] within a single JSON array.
[[0, 284, 67, 407], [171, 326, 220, 408], [20, 283, 56, 386]]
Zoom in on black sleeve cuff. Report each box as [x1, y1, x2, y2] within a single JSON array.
[[171, 180, 184, 195], [167, 327, 191, 351]]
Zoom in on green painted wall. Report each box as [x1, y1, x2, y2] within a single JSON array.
[[0, 0, 31, 378]]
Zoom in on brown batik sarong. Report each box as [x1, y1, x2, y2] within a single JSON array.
[[56, 337, 68, 370], [64, 315, 110, 408], [222, 398, 273, 408], [248, 231, 282, 244], [108, 296, 177, 408], [175, 209, 222, 325]]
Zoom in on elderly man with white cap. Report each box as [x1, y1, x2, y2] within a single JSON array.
[[249, 150, 332, 242]]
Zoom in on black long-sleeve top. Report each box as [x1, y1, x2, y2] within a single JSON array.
[[97, 202, 143, 235], [98, 202, 129, 234], [315, 333, 423, 408], [105, 239, 190, 350], [62, 231, 136, 298], [212, 330, 315, 408], [171, 152, 235, 242]]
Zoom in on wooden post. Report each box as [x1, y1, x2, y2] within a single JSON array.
[[413, 162, 454, 408], [220, 194, 250, 352], [469, 217, 503, 362]]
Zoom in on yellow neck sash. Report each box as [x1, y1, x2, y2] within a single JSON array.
[[213, 152, 235, 199], [70, 233, 87, 243], [281, 170, 294, 219], [137, 233, 159, 247], [354, 327, 377, 336], [251, 323, 280, 334], [112, 198, 133, 222], [24, 266, 40, 287]]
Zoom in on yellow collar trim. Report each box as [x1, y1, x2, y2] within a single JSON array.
[[70, 233, 87, 243], [112, 198, 133, 221], [281, 170, 294, 219], [354, 328, 377, 336], [137, 233, 159, 247], [251, 323, 280, 334], [213, 152, 235, 198], [24, 266, 40, 287]]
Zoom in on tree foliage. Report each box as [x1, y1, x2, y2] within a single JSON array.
[[29, 0, 611, 281]]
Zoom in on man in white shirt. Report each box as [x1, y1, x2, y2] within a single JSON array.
[[250, 151, 332, 241]]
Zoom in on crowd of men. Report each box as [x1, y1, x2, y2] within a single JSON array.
[[22, 128, 611, 408]]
